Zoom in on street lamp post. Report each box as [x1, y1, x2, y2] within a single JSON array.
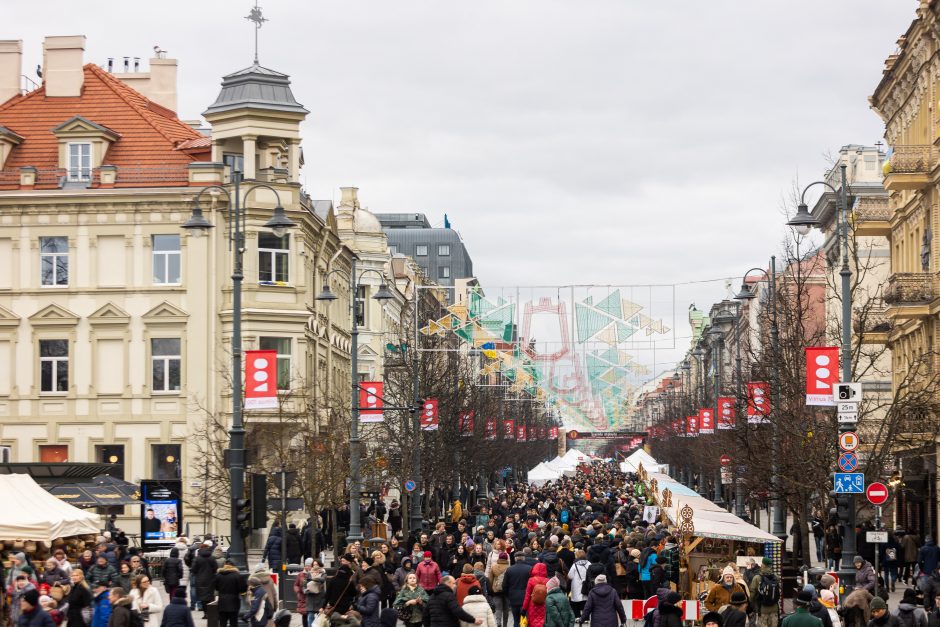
[[316, 263, 395, 543], [711, 302, 737, 509], [182, 171, 298, 573], [787, 164, 855, 586], [726, 295, 746, 519]]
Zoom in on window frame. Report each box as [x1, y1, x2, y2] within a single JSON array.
[[39, 236, 69, 287], [67, 142, 92, 182], [150, 337, 182, 393], [439, 265, 451, 279], [151, 443, 182, 480], [438, 244, 451, 256], [39, 339, 69, 394], [259, 336, 292, 391], [258, 233, 290, 284], [415, 244, 428, 257], [152, 234, 182, 285]]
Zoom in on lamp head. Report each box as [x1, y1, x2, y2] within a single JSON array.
[[181, 205, 214, 234], [787, 202, 818, 236], [373, 283, 395, 301], [315, 285, 338, 302], [264, 205, 297, 238], [734, 282, 756, 300]]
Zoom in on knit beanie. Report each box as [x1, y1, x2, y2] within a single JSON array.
[[870, 597, 887, 611]]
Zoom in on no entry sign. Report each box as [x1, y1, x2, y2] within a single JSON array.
[[720, 455, 731, 467], [866, 482, 889, 506]]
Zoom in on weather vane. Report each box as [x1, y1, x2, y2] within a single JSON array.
[[245, 0, 269, 65]]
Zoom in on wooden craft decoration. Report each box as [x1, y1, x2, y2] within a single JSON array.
[[679, 503, 695, 538], [661, 487, 673, 508]]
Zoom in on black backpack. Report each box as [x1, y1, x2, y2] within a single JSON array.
[[898, 608, 916, 627], [129, 609, 144, 627], [757, 573, 780, 606]]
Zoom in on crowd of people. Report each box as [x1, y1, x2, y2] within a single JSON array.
[[8, 461, 940, 627]]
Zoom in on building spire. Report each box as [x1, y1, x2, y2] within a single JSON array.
[[245, 0, 268, 65]]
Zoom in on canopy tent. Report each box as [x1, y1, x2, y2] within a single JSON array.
[[562, 449, 589, 463], [621, 450, 668, 474], [549, 455, 578, 469], [527, 463, 562, 487], [646, 471, 781, 544], [0, 474, 101, 542], [544, 460, 577, 477]]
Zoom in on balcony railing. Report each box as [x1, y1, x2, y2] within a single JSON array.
[[884, 273, 937, 305], [854, 301, 891, 333], [888, 145, 937, 174], [854, 197, 891, 222]]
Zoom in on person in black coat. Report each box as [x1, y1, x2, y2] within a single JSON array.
[[161, 588, 195, 627], [325, 558, 356, 615], [189, 544, 218, 617], [263, 526, 284, 572], [215, 560, 247, 627], [502, 549, 535, 627], [286, 525, 303, 566], [657, 592, 684, 627], [65, 572, 93, 627], [423, 577, 482, 627], [162, 549, 184, 596], [721, 592, 749, 627]]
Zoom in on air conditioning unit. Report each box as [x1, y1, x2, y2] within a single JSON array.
[[0, 446, 11, 463]]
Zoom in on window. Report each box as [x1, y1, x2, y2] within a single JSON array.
[[260, 337, 291, 390], [96, 444, 125, 478], [39, 445, 69, 462], [415, 245, 428, 256], [356, 286, 367, 327], [151, 444, 181, 480], [258, 233, 289, 283], [223, 153, 244, 173], [439, 266, 451, 279], [152, 235, 181, 285], [39, 339, 68, 393], [151, 338, 181, 392], [40, 237, 69, 286], [438, 244, 450, 256], [68, 143, 91, 182]]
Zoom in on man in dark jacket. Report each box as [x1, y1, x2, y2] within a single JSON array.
[[190, 543, 219, 616], [162, 548, 184, 596], [285, 524, 303, 566], [921, 538, 940, 581], [324, 555, 356, 615], [581, 575, 626, 627], [263, 525, 284, 572], [87, 555, 118, 589], [539, 543, 561, 578], [17, 588, 55, 627], [722, 592, 749, 627], [107, 588, 135, 627], [503, 549, 535, 627], [215, 560, 247, 627], [162, 588, 196, 627], [657, 592, 684, 627], [423, 576, 482, 627]]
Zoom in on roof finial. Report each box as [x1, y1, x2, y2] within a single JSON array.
[[245, 0, 268, 65]]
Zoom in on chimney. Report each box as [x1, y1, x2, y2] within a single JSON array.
[[340, 186, 359, 208], [0, 40, 22, 104], [43, 35, 86, 97], [148, 56, 178, 111]]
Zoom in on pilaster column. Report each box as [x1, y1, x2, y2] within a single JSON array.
[[242, 135, 257, 180]]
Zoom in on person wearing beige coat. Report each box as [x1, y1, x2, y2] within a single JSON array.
[[461, 591, 496, 627]]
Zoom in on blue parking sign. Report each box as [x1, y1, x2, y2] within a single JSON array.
[[834, 472, 865, 494]]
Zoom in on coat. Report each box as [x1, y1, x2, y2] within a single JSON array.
[[721, 607, 748, 627], [781, 609, 824, 627], [567, 560, 590, 603], [522, 563, 549, 627], [17, 608, 55, 627], [394, 585, 429, 625], [304, 568, 327, 614], [920, 541, 940, 576], [285, 529, 302, 565], [657, 602, 683, 627], [190, 548, 218, 604], [581, 583, 626, 627], [215, 564, 247, 613], [325, 565, 356, 615], [417, 560, 443, 592], [455, 574, 479, 606], [544, 588, 574, 627], [263, 528, 283, 568], [488, 559, 509, 596], [91, 590, 112, 627], [160, 598, 196, 627], [423, 584, 476, 627], [130, 585, 164, 624], [294, 570, 309, 614], [704, 582, 749, 613], [163, 558, 184, 590], [65, 582, 93, 627], [855, 562, 877, 594], [108, 597, 134, 627], [749, 567, 779, 616], [503, 559, 534, 608], [355, 585, 382, 627], [902, 535, 920, 564], [460, 595, 496, 627]]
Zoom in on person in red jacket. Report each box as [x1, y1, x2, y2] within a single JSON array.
[[417, 552, 442, 593], [522, 563, 549, 627], [455, 565, 480, 605]]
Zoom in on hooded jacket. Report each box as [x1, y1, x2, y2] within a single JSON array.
[[262, 527, 283, 567], [190, 548, 218, 604], [854, 561, 877, 594], [504, 557, 535, 608], [355, 585, 382, 627], [215, 564, 247, 613], [424, 583, 476, 627], [920, 539, 940, 576], [581, 583, 626, 627], [892, 602, 929, 627], [522, 563, 549, 627], [108, 596, 134, 627], [455, 573, 479, 606], [538, 550, 561, 579], [544, 587, 575, 627], [161, 597, 196, 627], [657, 600, 684, 627], [460, 594, 496, 627]]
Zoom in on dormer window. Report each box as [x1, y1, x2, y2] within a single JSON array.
[[68, 143, 91, 182]]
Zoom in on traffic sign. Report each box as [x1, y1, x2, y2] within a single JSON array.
[[404, 480, 417, 492], [837, 402, 859, 413], [835, 382, 862, 402], [838, 411, 859, 424], [834, 472, 865, 494], [720, 455, 732, 467], [866, 482, 889, 505], [838, 452, 859, 473], [867, 531, 888, 543], [839, 432, 859, 452]]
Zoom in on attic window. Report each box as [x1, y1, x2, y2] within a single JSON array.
[[68, 143, 91, 182]]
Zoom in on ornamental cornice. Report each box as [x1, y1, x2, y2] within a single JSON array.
[[880, 35, 938, 143]]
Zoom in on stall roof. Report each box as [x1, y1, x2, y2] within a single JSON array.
[[646, 471, 781, 544], [0, 474, 101, 542]]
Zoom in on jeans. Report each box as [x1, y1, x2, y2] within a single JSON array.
[[219, 611, 238, 627], [492, 596, 510, 627], [815, 537, 824, 562], [883, 563, 898, 589], [511, 604, 522, 627], [189, 583, 201, 610], [827, 556, 841, 572]]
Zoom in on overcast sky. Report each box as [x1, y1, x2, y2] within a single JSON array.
[[8, 0, 916, 375]]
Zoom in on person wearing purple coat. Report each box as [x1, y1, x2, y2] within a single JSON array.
[[579, 575, 625, 627]]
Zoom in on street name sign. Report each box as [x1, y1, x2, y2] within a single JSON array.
[[839, 432, 859, 452], [834, 472, 865, 494], [867, 482, 889, 505], [866, 531, 888, 543]]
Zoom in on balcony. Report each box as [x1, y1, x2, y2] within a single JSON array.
[[883, 145, 937, 192], [884, 272, 937, 318], [853, 196, 892, 237], [854, 301, 891, 344]]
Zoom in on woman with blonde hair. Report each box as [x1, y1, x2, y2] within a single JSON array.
[[66, 569, 93, 627], [485, 540, 506, 579]]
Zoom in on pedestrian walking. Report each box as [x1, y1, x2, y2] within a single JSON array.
[[704, 566, 749, 613], [129, 575, 163, 625], [461, 586, 496, 627], [162, 549, 184, 598], [892, 589, 927, 627], [503, 548, 534, 627], [243, 578, 274, 627], [215, 559, 247, 627], [262, 524, 284, 573], [782, 591, 822, 627], [106, 588, 134, 627], [566, 551, 590, 619], [354, 582, 382, 627], [579, 575, 626, 627], [160, 588, 195, 627], [425, 576, 482, 627], [543, 578, 574, 627], [189, 542, 218, 617], [488, 552, 511, 627], [303, 560, 327, 627], [522, 563, 549, 627], [19, 588, 55, 627], [65, 570, 93, 627], [902, 532, 921, 586], [749, 557, 782, 627], [324, 554, 357, 616], [868, 597, 899, 627], [394, 573, 429, 627]]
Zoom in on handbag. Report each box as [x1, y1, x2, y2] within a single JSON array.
[[81, 605, 93, 626]]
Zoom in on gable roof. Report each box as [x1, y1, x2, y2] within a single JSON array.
[[0, 64, 209, 189]]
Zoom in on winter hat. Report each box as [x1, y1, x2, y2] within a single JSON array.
[[499, 552, 509, 560], [870, 597, 888, 611], [666, 592, 682, 605], [38, 595, 52, 606], [721, 565, 735, 578], [305, 558, 314, 566], [853, 555, 864, 565], [23, 589, 40, 607], [423, 551, 432, 558], [174, 588, 188, 599], [594, 574, 607, 585], [546, 577, 560, 592], [13, 552, 26, 563], [702, 612, 723, 627], [903, 588, 919, 604], [820, 590, 835, 604], [795, 590, 814, 607], [730, 592, 747, 605], [630, 549, 641, 559], [762, 557, 772, 566]]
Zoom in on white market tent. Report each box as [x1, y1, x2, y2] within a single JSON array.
[[544, 460, 577, 477], [621, 449, 668, 474], [562, 449, 589, 463], [550, 455, 578, 469], [0, 474, 101, 542], [527, 463, 562, 487]]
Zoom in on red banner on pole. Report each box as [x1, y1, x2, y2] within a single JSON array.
[[717, 397, 735, 429], [357, 381, 384, 422], [699, 408, 715, 434], [672, 419, 682, 436], [549, 426, 558, 438], [485, 418, 497, 440], [686, 415, 699, 437], [503, 419, 515, 439], [459, 412, 474, 436], [747, 382, 771, 424], [245, 350, 278, 409], [420, 399, 439, 430], [517, 424, 527, 441], [806, 346, 839, 406]]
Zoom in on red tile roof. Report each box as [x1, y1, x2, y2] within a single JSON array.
[[0, 64, 210, 189]]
